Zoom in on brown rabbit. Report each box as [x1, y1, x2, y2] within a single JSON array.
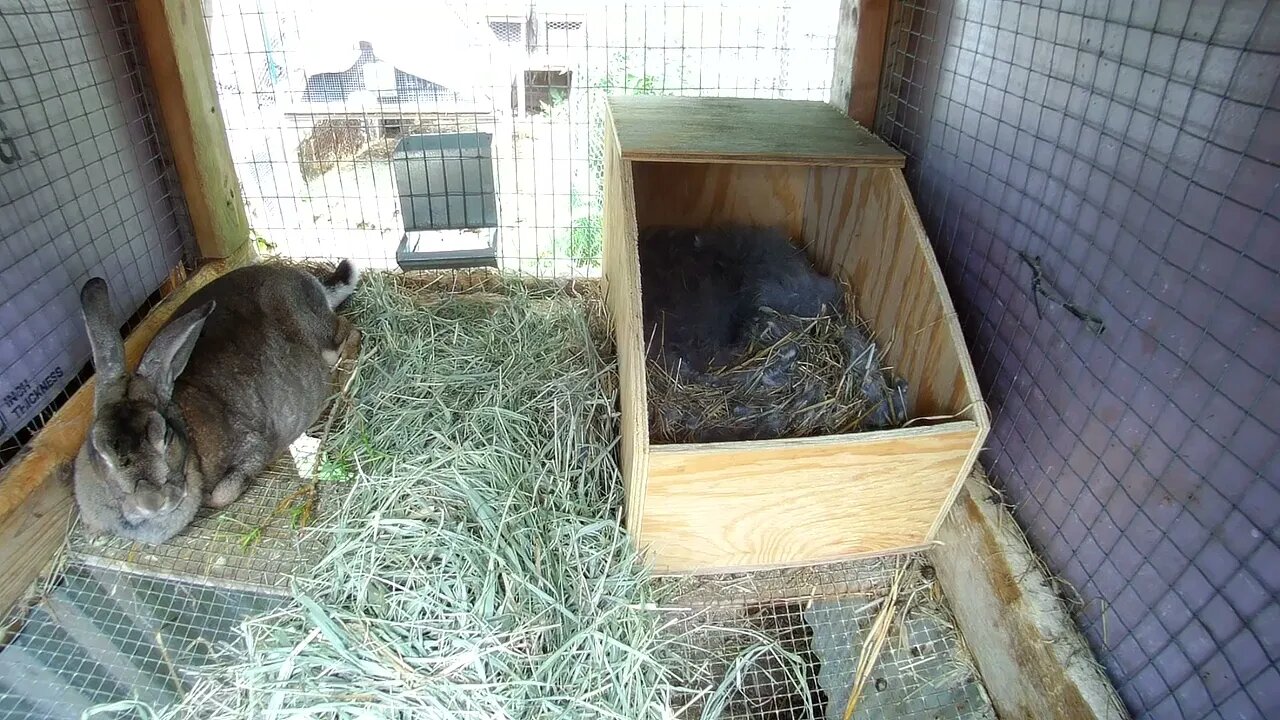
[[73, 261, 359, 544]]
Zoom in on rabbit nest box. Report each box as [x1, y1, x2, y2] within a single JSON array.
[[601, 96, 990, 574], [640, 224, 910, 446]]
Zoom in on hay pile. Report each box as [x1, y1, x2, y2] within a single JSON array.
[[297, 118, 367, 181], [641, 227, 909, 444], [151, 273, 705, 718]]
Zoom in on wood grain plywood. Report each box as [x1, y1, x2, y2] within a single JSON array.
[[805, 166, 986, 426], [632, 162, 810, 239], [601, 110, 650, 535], [609, 96, 904, 167], [639, 422, 979, 573]]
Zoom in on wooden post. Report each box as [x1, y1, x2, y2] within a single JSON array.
[[829, 0, 892, 128], [134, 0, 249, 260]]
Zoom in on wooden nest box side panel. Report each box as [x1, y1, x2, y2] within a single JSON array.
[[604, 96, 988, 573], [600, 116, 651, 538]]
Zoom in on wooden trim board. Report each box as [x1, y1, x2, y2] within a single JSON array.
[[640, 422, 979, 573], [135, 0, 249, 260], [931, 472, 1128, 720], [829, 0, 892, 126], [0, 261, 231, 619], [849, 0, 891, 126], [609, 96, 904, 167], [828, 0, 858, 117], [601, 109, 650, 537]]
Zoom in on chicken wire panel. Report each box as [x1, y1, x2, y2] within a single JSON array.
[[664, 556, 995, 720], [877, 1, 1278, 717], [0, 0, 191, 465], [0, 563, 279, 720], [203, 0, 841, 277]]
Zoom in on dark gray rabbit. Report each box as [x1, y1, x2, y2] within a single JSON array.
[[639, 226, 746, 374], [691, 225, 844, 318], [73, 261, 360, 544], [638, 225, 843, 375]]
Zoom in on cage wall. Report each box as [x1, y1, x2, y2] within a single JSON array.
[[877, 1, 1277, 717], [203, 0, 843, 276], [0, 0, 193, 467]]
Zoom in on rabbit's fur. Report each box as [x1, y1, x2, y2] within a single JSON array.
[[639, 227, 745, 373], [638, 225, 844, 374], [73, 261, 360, 544], [691, 225, 844, 319]]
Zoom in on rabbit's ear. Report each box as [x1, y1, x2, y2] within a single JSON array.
[[137, 301, 215, 399], [81, 279, 126, 406]]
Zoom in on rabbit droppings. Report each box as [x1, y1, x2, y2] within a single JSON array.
[[73, 261, 360, 544]]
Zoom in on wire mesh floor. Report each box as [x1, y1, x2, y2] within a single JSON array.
[[665, 557, 994, 720], [66, 436, 334, 598], [2, 277, 993, 718], [1, 554, 994, 720], [0, 564, 280, 720]]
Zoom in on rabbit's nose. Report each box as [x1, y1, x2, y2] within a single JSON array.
[[134, 492, 166, 515]]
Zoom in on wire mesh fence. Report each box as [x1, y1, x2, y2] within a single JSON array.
[[877, 1, 1278, 717], [0, 0, 193, 470], [203, 0, 841, 276], [2, 552, 994, 720]]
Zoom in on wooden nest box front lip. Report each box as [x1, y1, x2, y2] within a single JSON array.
[[602, 96, 990, 574]]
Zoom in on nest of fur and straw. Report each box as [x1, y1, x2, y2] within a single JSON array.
[[647, 285, 908, 444]]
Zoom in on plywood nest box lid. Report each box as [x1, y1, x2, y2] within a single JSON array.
[[608, 96, 906, 167], [602, 96, 989, 574]]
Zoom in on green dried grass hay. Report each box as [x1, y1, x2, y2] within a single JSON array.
[[155, 272, 700, 719]]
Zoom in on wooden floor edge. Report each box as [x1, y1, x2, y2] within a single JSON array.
[[0, 259, 234, 621], [929, 470, 1130, 720]]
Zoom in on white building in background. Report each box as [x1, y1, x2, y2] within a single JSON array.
[[202, 0, 840, 271]]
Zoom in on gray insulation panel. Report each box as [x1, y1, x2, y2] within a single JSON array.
[[0, 0, 185, 443]]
